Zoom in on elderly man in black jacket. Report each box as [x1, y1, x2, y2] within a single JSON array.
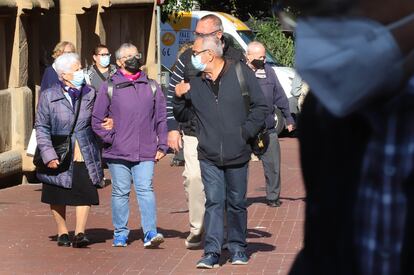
[[246, 41, 295, 208], [166, 14, 245, 250], [173, 35, 268, 268]]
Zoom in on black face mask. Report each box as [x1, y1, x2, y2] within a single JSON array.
[[251, 59, 265, 70], [124, 56, 141, 74]]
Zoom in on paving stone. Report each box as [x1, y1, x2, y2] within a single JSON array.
[[0, 138, 304, 274]]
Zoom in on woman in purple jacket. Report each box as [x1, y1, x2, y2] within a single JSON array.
[[36, 53, 104, 248], [92, 43, 168, 248]]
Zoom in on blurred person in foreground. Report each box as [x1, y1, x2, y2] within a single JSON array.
[[173, 35, 267, 268], [285, 0, 414, 274], [246, 41, 295, 207]]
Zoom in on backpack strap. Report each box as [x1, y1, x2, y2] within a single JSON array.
[[148, 79, 157, 97], [84, 67, 92, 86], [107, 79, 114, 101], [107, 78, 156, 102], [234, 62, 251, 114]]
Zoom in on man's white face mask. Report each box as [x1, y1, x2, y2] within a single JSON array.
[[295, 13, 414, 117]]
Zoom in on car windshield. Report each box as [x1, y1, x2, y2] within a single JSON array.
[[237, 30, 279, 65]]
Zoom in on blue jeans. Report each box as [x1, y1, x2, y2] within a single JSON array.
[[200, 159, 248, 255], [107, 160, 157, 238]]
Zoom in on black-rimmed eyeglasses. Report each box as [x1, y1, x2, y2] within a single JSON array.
[[192, 49, 209, 57], [193, 29, 221, 38], [120, 53, 142, 60]]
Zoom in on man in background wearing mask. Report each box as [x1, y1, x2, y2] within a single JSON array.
[[174, 35, 267, 268], [286, 0, 414, 274], [246, 41, 295, 208], [92, 43, 168, 249], [166, 14, 245, 249], [84, 44, 117, 91]]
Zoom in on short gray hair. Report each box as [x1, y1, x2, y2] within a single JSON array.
[[247, 41, 265, 54], [200, 36, 223, 57], [54, 53, 81, 80], [199, 14, 224, 32], [115, 43, 138, 60]]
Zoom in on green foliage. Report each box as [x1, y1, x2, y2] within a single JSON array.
[[160, 1, 295, 67], [249, 17, 294, 67], [161, 0, 194, 22], [162, 0, 273, 22]]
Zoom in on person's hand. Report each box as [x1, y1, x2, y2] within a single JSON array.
[[168, 130, 183, 152], [155, 151, 166, 162], [47, 159, 60, 169], [175, 81, 190, 97], [102, 117, 113, 130], [287, 124, 295, 132]]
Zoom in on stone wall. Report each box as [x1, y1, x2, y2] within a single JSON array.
[[0, 90, 12, 153], [0, 0, 159, 188]]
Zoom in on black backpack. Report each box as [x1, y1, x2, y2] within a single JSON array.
[[106, 79, 157, 101]]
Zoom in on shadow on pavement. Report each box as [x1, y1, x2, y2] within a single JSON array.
[[248, 228, 272, 238], [247, 195, 306, 206], [47, 227, 192, 247], [217, 241, 276, 265], [247, 242, 276, 256], [159, 228, 188, 239], [246, 196, 267, 207], [280, 196, 306, 202], [48, 228, 114, 245]]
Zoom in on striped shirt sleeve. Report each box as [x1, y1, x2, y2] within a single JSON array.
[[166, 57, 185, 131]]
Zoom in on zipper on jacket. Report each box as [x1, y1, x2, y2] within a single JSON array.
[[217, 80, 224, 166], [207, 79, 224, 166]]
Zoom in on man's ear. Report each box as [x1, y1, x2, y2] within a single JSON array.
[[208, 52, 214, 63], [116, 59, 122, 67]]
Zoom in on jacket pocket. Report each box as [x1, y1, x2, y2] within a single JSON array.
[[222, 126, 247, 161]]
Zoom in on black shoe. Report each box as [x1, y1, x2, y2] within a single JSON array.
[[196, 252, 220, 269], [266, 199, 282, 207], [57, 234, 71, 247], [72, 233, 90, 248]]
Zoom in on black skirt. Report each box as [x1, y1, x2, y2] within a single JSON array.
[[41, 162, 99, 206]]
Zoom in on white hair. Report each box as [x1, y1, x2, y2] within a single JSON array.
[[54, 53, 81, 80], [115, 43, 138, 60], [200, 36, 223, 57], [247, 41, 265, 54]]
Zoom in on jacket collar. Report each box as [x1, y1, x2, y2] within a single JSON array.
[[49, 83, 93, 113], [111, 69, 150, 85]]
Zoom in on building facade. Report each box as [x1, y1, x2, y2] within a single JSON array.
[[0, 0, 160, 187]]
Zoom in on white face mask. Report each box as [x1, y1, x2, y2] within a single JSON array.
[[295, 14, 414, 117]]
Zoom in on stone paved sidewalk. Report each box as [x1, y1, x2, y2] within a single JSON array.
[[0, 138, 305, 275]]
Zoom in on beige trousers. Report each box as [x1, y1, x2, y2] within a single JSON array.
[[182, 134, 205, 236]]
